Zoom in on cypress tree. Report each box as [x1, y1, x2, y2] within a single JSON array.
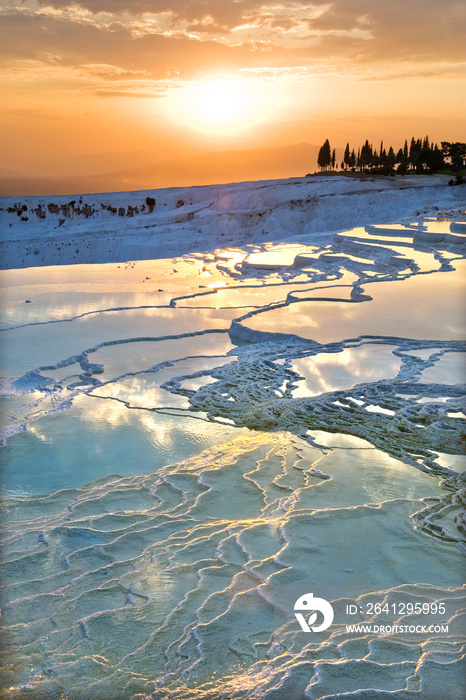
[[387, 146, 396, 168], [317, 139, 332, 171], [360, 140, 372, 170], [344, 143, 350, 170]]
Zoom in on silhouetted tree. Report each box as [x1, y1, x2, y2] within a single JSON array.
[[441, 142, 466, 170], [343, 143, 350, 170], [387, 146, 396, 169], [409, 137, 427, 171], [321, 133, 456, 177], [317, 139, 332, 171], [359, 140, 373, 170], [429, 147, 445, 172]]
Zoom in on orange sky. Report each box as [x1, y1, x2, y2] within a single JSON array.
[[1, 0, 465, 181]]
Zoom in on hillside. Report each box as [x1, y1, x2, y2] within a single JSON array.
[[1, 173, 463, 269], [0, 143, 326, 197]]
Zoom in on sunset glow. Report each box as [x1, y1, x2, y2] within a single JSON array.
[[164, 79, 278, 137], [0, 0, 464, 192]]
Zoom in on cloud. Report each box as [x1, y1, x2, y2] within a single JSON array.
[[93, 89, 167, 97], [1, 0, 465, 81], [6, 107, 67, 118], [32, 0, 272, 30], [306, 0, 466, 61], [85, 64, 176, 80], [0, 12, 280, 75]]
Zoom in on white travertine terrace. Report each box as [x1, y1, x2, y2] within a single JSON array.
[[1, 175, 465, 699]]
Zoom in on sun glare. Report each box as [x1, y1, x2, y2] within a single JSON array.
[[164, 78, 277, 137]]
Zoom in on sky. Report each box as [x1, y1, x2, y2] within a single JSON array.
[[1, 0, 465, 181]]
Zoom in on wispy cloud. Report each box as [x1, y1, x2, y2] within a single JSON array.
[[0, 0, 464, 112], [3, 0, 465, 69], [93, 89, 167, 97]]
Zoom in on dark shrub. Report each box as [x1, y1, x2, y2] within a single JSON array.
[[145, 197, 156, 213]]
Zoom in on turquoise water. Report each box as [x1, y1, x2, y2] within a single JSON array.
[[1, 222, 465, 699]]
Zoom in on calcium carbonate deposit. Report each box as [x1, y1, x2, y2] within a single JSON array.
[[1, 175, 465, 699]]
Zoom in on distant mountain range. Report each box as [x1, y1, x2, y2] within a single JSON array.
[[0, 143, 332, 197]]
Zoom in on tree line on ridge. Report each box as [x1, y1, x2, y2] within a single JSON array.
[[316, 137, 466, 176]]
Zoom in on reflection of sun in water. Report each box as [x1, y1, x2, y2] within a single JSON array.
[[164, 78, 277, 136]]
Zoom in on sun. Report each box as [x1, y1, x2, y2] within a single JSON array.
[[195, 81, 247, 127], [164, 78, 276, 137]]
